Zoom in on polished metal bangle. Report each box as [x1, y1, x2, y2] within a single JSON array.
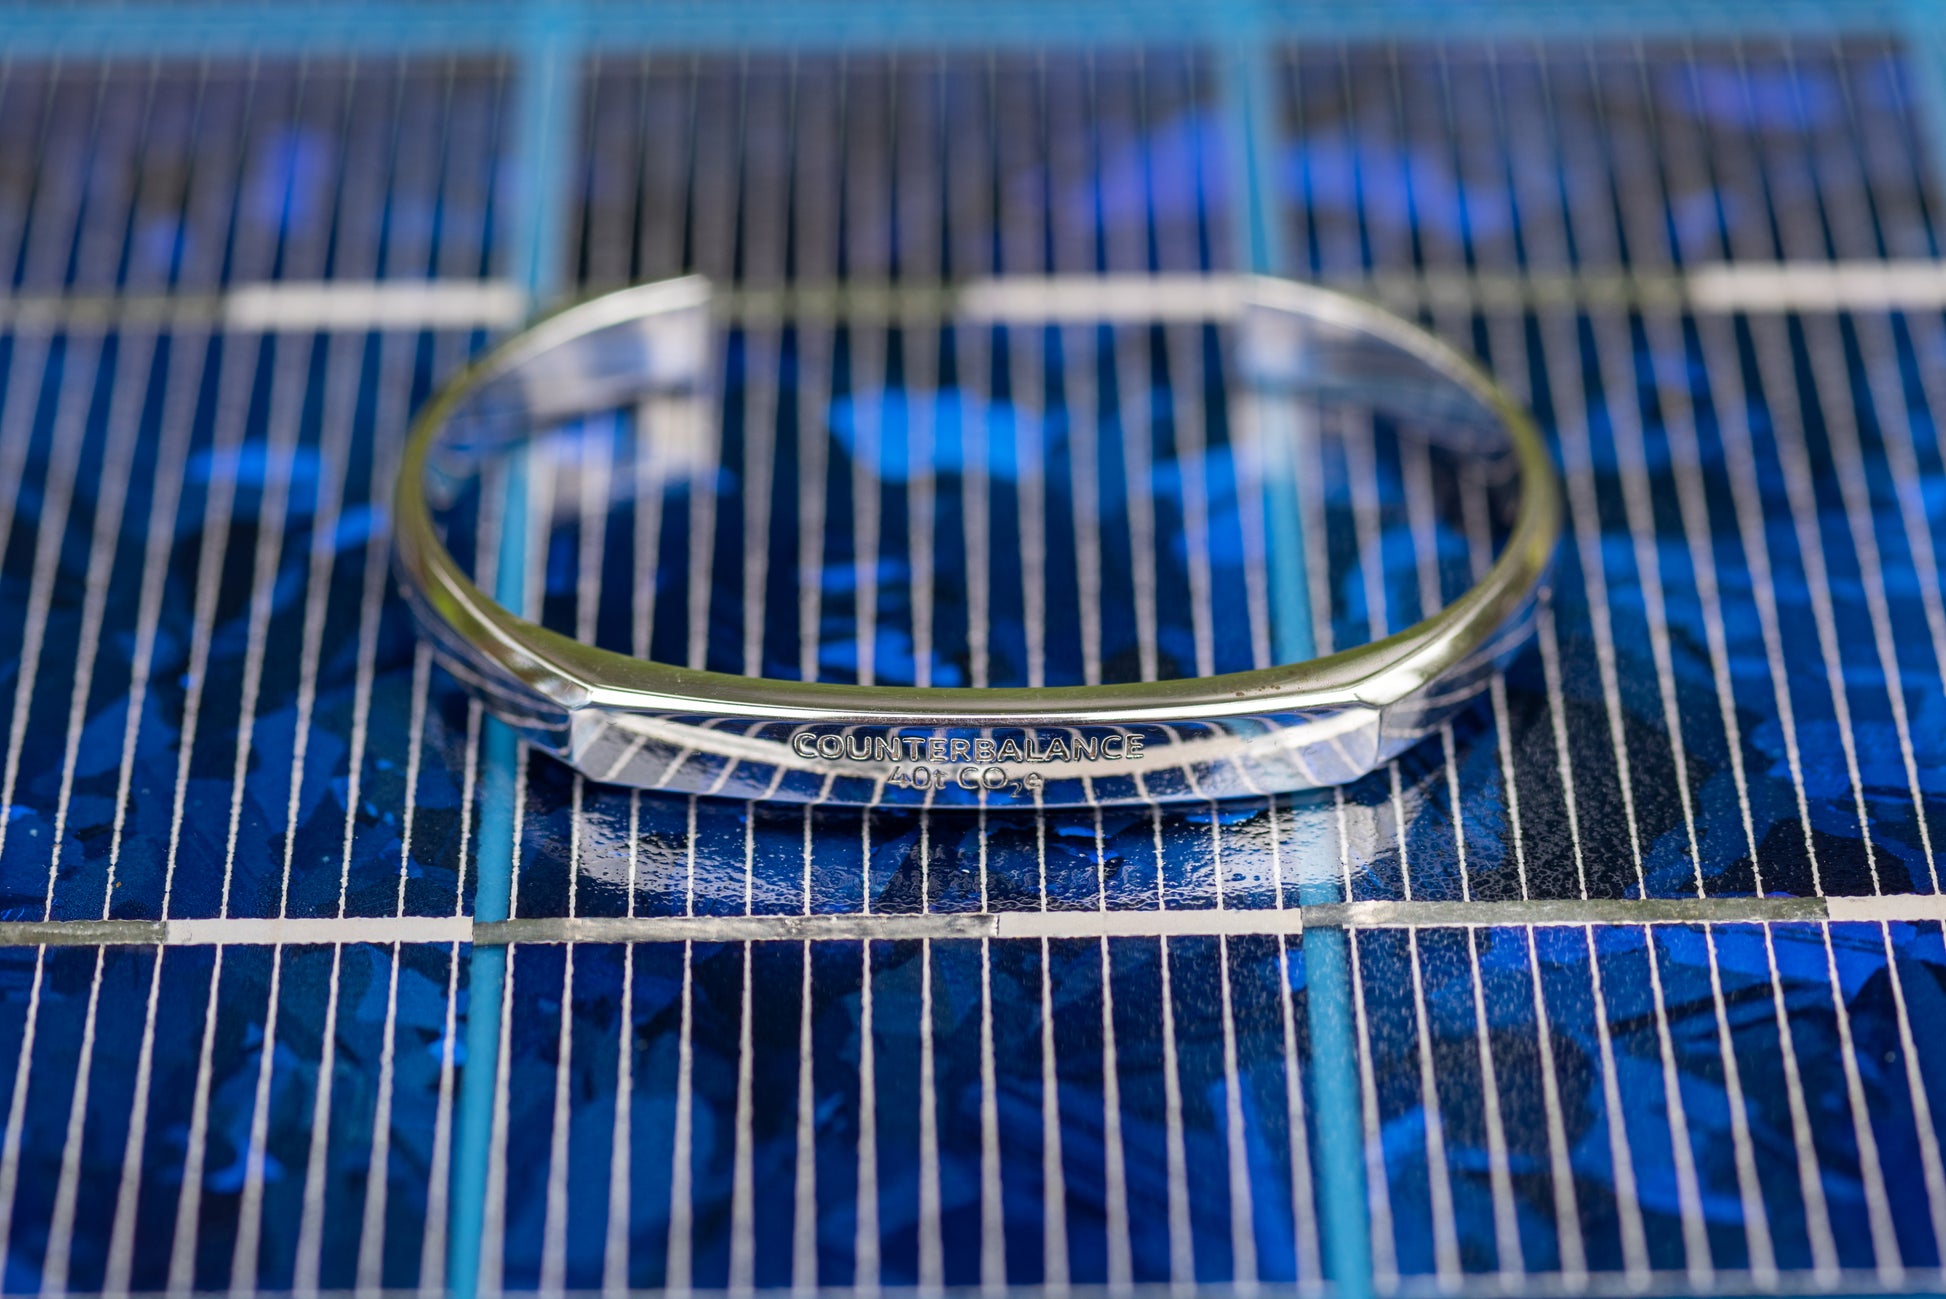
[[393, 274, 1559, 808]]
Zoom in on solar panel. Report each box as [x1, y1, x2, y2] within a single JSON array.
[[1, 8, 1945, 1295]]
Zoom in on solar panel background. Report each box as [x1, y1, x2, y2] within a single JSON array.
[[0, 6, 1944, 1295]]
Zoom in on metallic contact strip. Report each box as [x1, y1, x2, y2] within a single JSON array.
[[7, 261, 1946, 331], [0, 892, 1908, 947]]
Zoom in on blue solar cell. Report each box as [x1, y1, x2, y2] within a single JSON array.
[[0, 26, 1944, 1297]]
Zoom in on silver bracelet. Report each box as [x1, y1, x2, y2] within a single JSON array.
[[393, 275, 1559, 808]]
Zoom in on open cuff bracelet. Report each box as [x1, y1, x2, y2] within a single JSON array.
[[393, 275, 1560, 808]]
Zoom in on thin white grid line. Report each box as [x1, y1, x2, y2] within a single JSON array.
[[977, 933, 1005, 1294], [1660, 51, 1910, 1273], [506, 448, 552, 915], [94, 84, 239, 1297], [28, 79, 158, 1284], [578, 59, 637, 290], [478, 441, 545, 1294], [1577, 48, 1812, 1280], [633, 393, 669, 673], [917, 933, 945, 1294], [1657, 48, 1837, 902], [1877, 917, 1946, 1260], [792, 937, 819, 1295], [1551, 90, 1711, 905], [1167, 318, 1218, 679], [540, 937, 578, 1293], [1806, 388, 1941, 884], [0, 63, 47, 299], [1634, 52, 1824, 906], [423, 891, 468, 1287], [1508, 51, 1713, 1279], [358, 937, 407, 1297], [1759, 916, 1839, 1276], [1150, 802, 1195, 1295], [102, 304, 211, 900], [142, 165, 296, 1296], [1850, 314, 1946, 877], [1343, 52, 1479, 927], [103, 946, 167, 1297], [1095, 802, 1134, 1293], [741, 323, 782, 679], [270, 173, 439, 1299], [1099, 57, 1161, 686], [1217, 928, 1258, 1291], [40, 943, 106, 1296], [0, 78, 63, 632], [1521, 926, 1585, 1282], [1465, 925, 1523, 1278], [292, 944, 346, 1299], [1158, 933, 1195, 1293], [636, 54, 696, 281], [1422, 193, 1585, 1268], [1064, 322, 1106, 685], [167, 944, 227, 1296], [1773, 45, 1937, 890], [476, 938, 517, 1298], [270, 66, 412, 1296], [1343, 408, 1418, 906], [1346, 926, 1396, 1290], [996, 58, 1050, 690], [667, 955, 698, 1292], [1268, 804, 1322, 1284], [1478, 50, 1650, 913], [856, 820, 882, 1293], [796, 63, 838, 686], [0, 354, 103, 889], [605, 935, 637, 1297], [1594, 44, 1773, 903], [355, 62, 477, 1284], [1562, 53, 1814, 1286], [1742, 311, 1880, 890], [1837, 81, 1946, 1237], [228, 669, 302, 1294], [42, 91, 165, 922], [1229, 375, 1275, 675], [1048, 59, 1106, 688], [1753, 48, 1925, 897], [1455, 57, 1637, 1274], [1222, 38, 1277, 673], [844, 65, 889, 689], [1521, 315, 1646, 898], [1819, 918, 1905, 1280], [1641, 926, 1713, 1283], [728, 936, 759, 1293], [958, 315, 995, 689], [1702, 922, 1778, 1280], [170, 62, 316, 1294], [1868, 56, 1946, 877], [1579, 924, 1650, 1281], [684, 338, 728, 684], [422, 86, 500, 1273], [0, 81, 100, 814], [1039, 931, 1072, 1292], [902, 61, 946, 692], [542, 443, 607, 1292], [1407, 927, 1462, 1287]]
